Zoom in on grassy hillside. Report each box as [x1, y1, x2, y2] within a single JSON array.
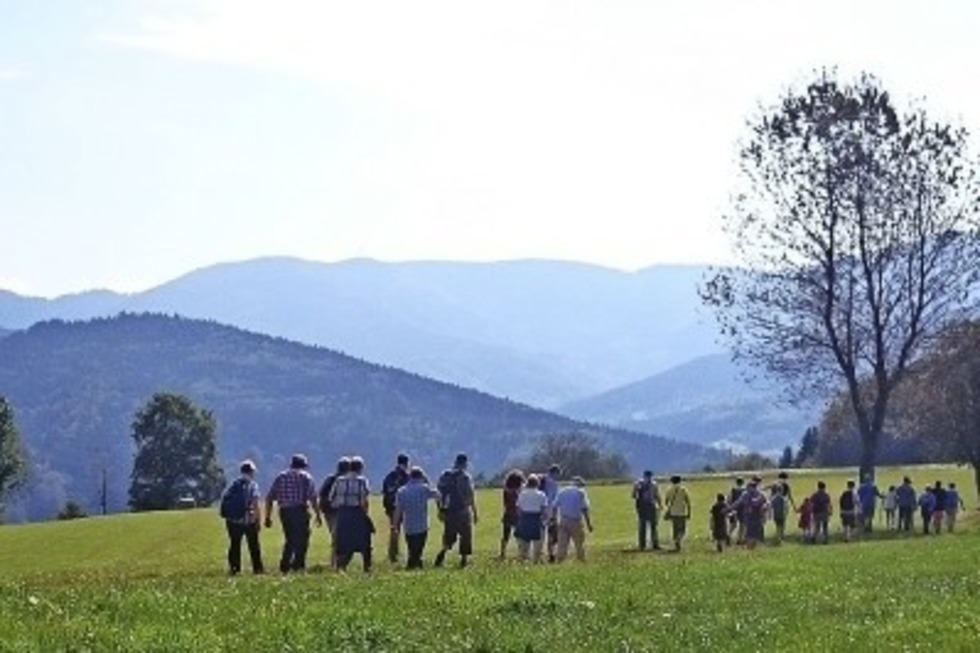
[[1, 465, 976, 651], [0, 313, 716, 521]]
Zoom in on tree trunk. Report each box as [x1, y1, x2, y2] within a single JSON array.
[[974, 461, 980, 508], [859, 431, 878, 482]]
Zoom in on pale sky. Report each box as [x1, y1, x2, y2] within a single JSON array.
[[2, 1, 979, 297]]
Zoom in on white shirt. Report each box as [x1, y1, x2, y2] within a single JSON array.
[[555, 486, 590, 520], [517, 488, 549, 515]]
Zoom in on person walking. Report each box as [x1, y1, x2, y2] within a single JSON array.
[[381, 453, 411, 563], [554, 476, 594, 562], [632, 470, 661, 551], [663, 475, 691, 552], [392, 466, 440, 570], [944, 482, 966, 532], [896, 477, 917, 533], [839, 480, 860, 542], [883, 485, 898, 530], [810, 481, 832, 545], [930, 481, 948, 535], [318, 457, 350, 568], [434, 453, 478, 568], [515, 474, 549, 563], [220, 459, 265, 575], [710, 493, 730, 552], [329, 456, 373, 572], [857, 476, 883, 533], [499, 469, 525, 560], [732, 478, 767, 549], [769, 484, 788, 544], [918, 486, 936, 535], [728, 477, 747, 544], [264, 454, 322, 574], [539, 464, 562, 562]]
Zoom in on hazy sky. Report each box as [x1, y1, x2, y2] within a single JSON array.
[[2, 1, 979, 297]]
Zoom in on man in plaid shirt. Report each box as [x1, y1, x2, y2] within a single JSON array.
[[264, 454, 322, 573]]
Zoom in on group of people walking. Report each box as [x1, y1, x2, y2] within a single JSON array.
[[220, 455, 968, 576]]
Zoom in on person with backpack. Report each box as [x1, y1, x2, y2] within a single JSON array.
[[328, 456, 373, 572], [632, 470, 661, 551], [318, 457, 350, 568], [809, 481, 832, 544], [731, 478, 767, 549], [839, 480, 859, 542], [930, 481, 948, 535], [433, 453, 478, 568], [857, 476, 884, 533], [382, 453, 411, 563], [220, 459, 265, 575], [663, 475, 691, 552], [769, 483, 788, 544], [264, 453, 322, 574], [918, 486, 936, 535], [392, 466, 441, 570]]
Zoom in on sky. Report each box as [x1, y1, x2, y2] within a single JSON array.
[[2, 1, 980, 297]]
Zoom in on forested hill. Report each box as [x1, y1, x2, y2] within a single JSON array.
[[0, 314, 717, 521]]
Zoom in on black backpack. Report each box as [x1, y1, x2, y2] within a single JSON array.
[[437, 469, 466, 512], [840, 490, 855, 512], [318, 474, 337, 515], [382, 467, 409, 514], [219, 478, 250, 520]]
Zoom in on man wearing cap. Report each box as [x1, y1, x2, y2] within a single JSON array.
[[264, 453, 323, 574], [222, 459, 265, 575], [554, 476, 594, 562], [632, 470, 661, 550], [434, 453, 478, 568]]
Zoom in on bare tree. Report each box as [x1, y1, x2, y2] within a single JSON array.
[[702, 70, 980, 480]]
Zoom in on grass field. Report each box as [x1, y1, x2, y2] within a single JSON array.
[[1, 465, 978, 651]]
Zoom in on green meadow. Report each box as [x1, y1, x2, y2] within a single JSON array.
[[1, 465, 978, 652]]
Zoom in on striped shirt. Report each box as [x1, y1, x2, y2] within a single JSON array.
[[329, 474, 371, 509], [267, 468, 317, 508], [395, 479, 439, 535]]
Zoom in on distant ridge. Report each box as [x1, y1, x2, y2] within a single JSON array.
[[0, 258, 720, 408], [0, 313, 719, 521]]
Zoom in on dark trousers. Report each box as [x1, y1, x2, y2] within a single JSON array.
[[898, 506, 913, 532], [921, 509, 932, 534], [278, 506, 311, 573], [405, 531, 428, 569], [226, 521, 264, 574], [636, 506, 659, 550], [386, 510, 400, 562]]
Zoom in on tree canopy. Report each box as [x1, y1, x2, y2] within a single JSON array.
[[128, 392, 225, 511], [509, 432, 630, 480], [702, 70, 980, 480], [0, 396, 29, 514]]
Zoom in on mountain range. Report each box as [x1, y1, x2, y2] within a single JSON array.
[[0, 258, 719, 408], [0, 313, 719, 522]]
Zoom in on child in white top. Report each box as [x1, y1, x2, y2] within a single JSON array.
[[883, 486, 898, 530]]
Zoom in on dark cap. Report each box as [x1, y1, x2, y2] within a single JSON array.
[[290, 454, 309, 469], [397, 453, 410, 466], [643, 470, 653, 477], [454, 453, 468, 467]]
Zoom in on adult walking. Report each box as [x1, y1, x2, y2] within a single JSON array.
[[930, 481, 948, 535], [632, 470, 661, 551], [515, 474, 549, 563], [382, 453, 411, 563], [318, 456, 350, 568], [857, 476, 883, 533], [944, 482, 966, 532], [264, 454, 322, 574], [392, 466, 440, 570], [540, 464, 562, 563], [220, 459, 265, 575], [663, 475, 691, 552], [731, 478, 767, 549], [728, 477, 747, 543], [896, 477, 917, 533], [329, 456, 373, 572], [554, 476, 594, 562], [434, 453, 478, 568]]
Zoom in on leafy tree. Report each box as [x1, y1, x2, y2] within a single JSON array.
[[128, 392, 225, 511], [514, 432, 630, 480], [795, 426, 819, 467], [724, 452, 775, 472], [57, 500, 87, 520], [0, 396, 29, 515], [898, 320, 980, 498], [778, 446, 795, 469], [702, 70, 980, 480]]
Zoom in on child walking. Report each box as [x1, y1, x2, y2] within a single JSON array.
[[710, 493, 730, 552], [770, 485, 788, 544], [883, 485, 897, 530], [798, 496, 814, 543]]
